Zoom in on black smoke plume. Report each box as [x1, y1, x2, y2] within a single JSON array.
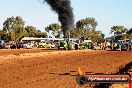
[[44, 0, 74, 38]]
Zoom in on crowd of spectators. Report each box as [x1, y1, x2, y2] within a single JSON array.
[[0, 40, 57, 49]]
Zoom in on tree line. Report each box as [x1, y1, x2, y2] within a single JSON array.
[[110, 25, 132, 40], [1, 16, 132, 42], [45, 17, 104, 42], [1, 16, 117, 42], [0, 16, 47, 42]]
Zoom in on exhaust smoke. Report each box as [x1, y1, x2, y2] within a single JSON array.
[[44, 0, 74, 38]]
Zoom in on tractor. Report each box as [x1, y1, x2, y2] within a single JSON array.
[[58, 40, 68, 50], [58, 39, 76, 50], [82, 40, 93, 49]]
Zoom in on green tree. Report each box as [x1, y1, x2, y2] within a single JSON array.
[[45, 23, 62, 38], [0, 29, 9, 40], [111, 26, 128, 35], [3, 16, 15, 32], [126, 28, 132, 39], [70, 28, 91, 38], [90, 34, 104, 42], [110, 25, 128, 40], [36, 31, 47, 38], [70, 28, 103, 42], [70, 28, 83, 38], [25, 26, 47, 38], [2, 16, 28, 41], [25, 26, 38, 37], [76, 17, 98, 32], [70, 17, 103, 42], [127, 28, 132, 34]]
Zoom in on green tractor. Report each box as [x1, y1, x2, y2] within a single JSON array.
[[58, 38, 94, 50], [58, 40, 75, 50], [82, 40, 93, 49], [58, 40, 68, 50]]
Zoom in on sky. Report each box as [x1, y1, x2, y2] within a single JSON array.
[[0, 0, 132, 37]]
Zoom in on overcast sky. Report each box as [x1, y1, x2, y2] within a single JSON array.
[[0, 0, 132, 37]]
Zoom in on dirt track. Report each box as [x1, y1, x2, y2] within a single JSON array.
[[0, 49, 132, 88]]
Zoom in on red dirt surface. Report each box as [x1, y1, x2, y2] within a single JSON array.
[[0, 49, 132, 88], [0, 49, 55, 55]]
